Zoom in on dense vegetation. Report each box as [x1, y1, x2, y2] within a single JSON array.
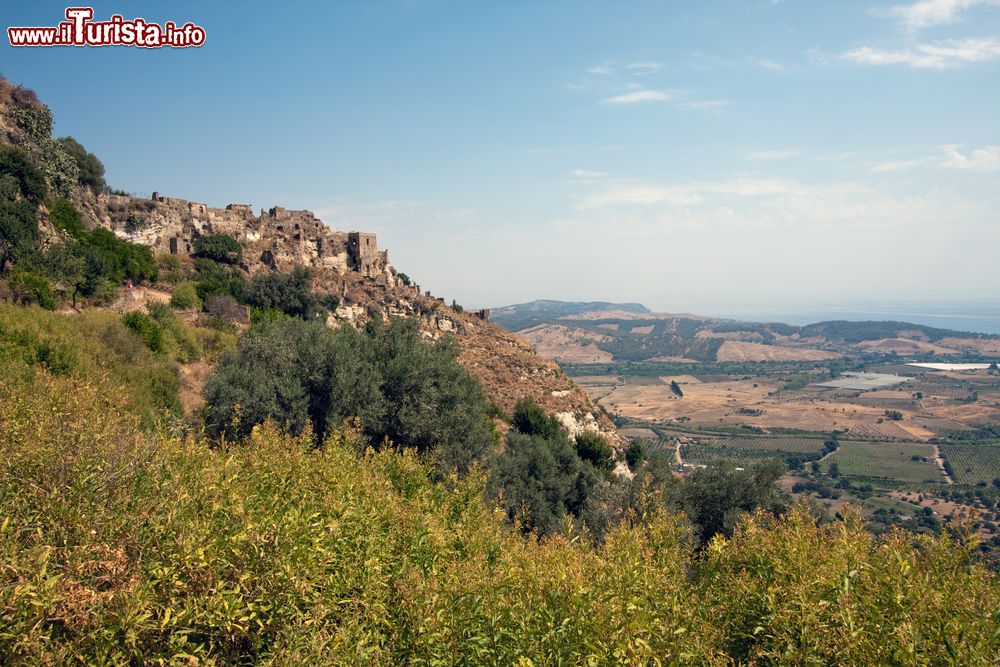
[[0, 302, 233, 425], [1, 365, 998, 664], [0, 143, 157, 308], [194, 233, 242, 265], [203, 316, 496, 473]]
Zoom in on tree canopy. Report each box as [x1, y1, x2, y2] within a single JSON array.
[[203, 317, 496, 473]]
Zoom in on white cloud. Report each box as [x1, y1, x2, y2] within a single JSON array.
[[574, 176, 981, 237], [882, 0, 1000, 31], [579, 177, 806, 209], [676, 99, 731, 110], [570, 169, 610, 178], [870, 158, 936, 172], [871, 145, 1000, 172], [627, 61, 664, 73], [755, 58, 785, 71], [746, 149, 801, 161], [580, 183, 704, 208], [601, 89, 673, 104], [941, 144, 1000, 171], [842, 37, 1000, 68], [588, 65, 613, 75]]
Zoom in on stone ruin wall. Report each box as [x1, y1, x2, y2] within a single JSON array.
[[94, 193, 394, 282]]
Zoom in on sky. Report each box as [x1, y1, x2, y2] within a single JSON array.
[[2, 0, 998, 314]]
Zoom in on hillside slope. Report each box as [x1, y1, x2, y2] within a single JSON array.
[[0, 76, 618, 444]]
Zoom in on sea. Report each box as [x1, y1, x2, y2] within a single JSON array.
[[705, 298, 1000, 336]]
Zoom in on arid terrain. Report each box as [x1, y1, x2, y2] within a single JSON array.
[[499, 300, 1000, 543]]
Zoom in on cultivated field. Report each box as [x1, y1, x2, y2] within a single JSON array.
[[822, 441, 943, 484], [939, 441, 1000, 485], [589, 369, 1000, 443]]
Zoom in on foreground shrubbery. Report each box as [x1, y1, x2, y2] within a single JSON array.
[[204, 316, 496, 473], [0, 302, 234, 424], [1, 370, 998, 664]]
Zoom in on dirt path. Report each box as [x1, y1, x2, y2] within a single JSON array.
[[817, 441, 839, 464], [674, 439, 683, 466], [932, 444, 954, 484]]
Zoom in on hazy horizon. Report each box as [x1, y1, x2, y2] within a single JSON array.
[[490, 295, 1000, 335], [2, 0, 997, 309]]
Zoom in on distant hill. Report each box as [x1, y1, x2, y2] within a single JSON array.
[[492, 300, 650, 331], [492, 301, 999, 364]]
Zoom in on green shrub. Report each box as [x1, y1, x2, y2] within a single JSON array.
[[170, 281, 200, 310], [489, 431, 603, 535], [0, 144, 47, 204], [0, 200, 40, 269], [148, 301, 202, 363], [511, 395, 564, 441], [9, 270, 56, 310], [68, 228, 158, 299], [46, 197, 84, 237], [625, 439, 646, 470], [243, 266, 317, 319], [575, 431, 614, 471], [193, 233, 242, 264], [0, 302, 180, 420], [203, 317, 495, 473], [193, 257, 244, 302], [11, 104, 79, 196], [54, 135, 105, 192], [672, 459, 788, 545], [122, 311, 164, 354], [0, 146, 45, 269], [156, 253, 181, 271]]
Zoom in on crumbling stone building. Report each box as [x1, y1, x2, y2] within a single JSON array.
[[96, 192, 392, 280]]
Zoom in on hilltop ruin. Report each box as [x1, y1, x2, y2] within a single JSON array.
[[98, 193, 396, 282]]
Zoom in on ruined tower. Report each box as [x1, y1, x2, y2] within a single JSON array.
[[347, 232, 379, 277]]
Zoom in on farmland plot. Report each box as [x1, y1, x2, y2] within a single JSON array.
[[823, 441, 943, 484], [939, 441, 1000, 485]]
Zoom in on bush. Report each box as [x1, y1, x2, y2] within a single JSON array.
[[243, 266, 316, 319], [0, 199, 40, 269], [11, 103, 79, 196], [193, 233, 242, 264], [0, 147, 45, 268], [123, 311, 164, 354], [193, 257, 245, 302], [511, 395, 564, 441], [575, 431, 614, 471], [672, 459, 788, 545], [0, 144, 47, 204], [489, 431, 600, 535], [46, 197, 84, 236], [57, 136, 106, 192], [203, 317, 495, 473], [147, 301, 202, 364], [9, 269, 55, 310], [625, 439, 646, 471], [170, 281, 200, 310], [204, 294, 247, 321], [76, 228, 158, 294], [0, 302, 180, 421]]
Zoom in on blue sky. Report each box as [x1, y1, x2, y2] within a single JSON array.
[[2, 0, 998, 313]]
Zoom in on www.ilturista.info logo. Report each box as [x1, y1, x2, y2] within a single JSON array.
[[7, 7, 205, 48]]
